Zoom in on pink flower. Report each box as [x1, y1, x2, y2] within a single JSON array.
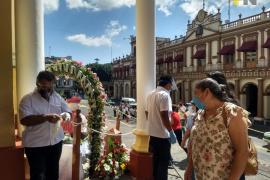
[[87, 67, 91, 71], [74, 61, 82, 66]]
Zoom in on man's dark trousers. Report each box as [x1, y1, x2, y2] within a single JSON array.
[[149, 136, 171, 180], [25, 141, 63, 180]]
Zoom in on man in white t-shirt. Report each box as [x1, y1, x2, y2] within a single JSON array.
[[145, 75, 177, 180], [19, 71, 71, 180]]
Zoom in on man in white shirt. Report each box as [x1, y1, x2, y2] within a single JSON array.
[[145, 75, 177, 180], [19, 71, 71, 180]]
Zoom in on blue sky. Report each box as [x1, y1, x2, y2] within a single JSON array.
[[44, 0, 270, 65]]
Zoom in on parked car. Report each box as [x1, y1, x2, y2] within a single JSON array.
[[121, 97, 136, 105]]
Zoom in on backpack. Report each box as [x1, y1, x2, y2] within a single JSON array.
[[221, 106, 258, 175]]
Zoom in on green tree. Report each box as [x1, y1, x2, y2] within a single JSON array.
[[85, 63, 112, 82]]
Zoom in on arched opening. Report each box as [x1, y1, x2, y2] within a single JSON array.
[[228, 82, 235, 92], [242, 83, 258, 117], [171, 91, 176, 104], [132, 83, 136, 99], [264, 85, 270, 119], [177, 83, 183, 103], [125, 83, 130, 97], [115, 84, 119, 98], [120, 84, 124, 98]]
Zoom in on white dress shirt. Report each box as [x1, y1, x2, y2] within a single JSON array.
[[146, 86, 172, 138], [19, 89, 71, 147]]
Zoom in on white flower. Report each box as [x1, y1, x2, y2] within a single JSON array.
[[82, 162, 90, 170], [115, 162, 119, 168], [104, 164, 111, 172]]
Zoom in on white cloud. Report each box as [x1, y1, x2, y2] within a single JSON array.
[[65, 0, 134, 11], [105, 20, 127, 38], [133, 26, 136, 31], [180, 0, 226, 19], [43, 0, 60, 13], [156, 0, 178, 16], [66, 20, 127, 47], [65, 0, 177, 16], [180, 0, 270, 19], [66, 34, 112, 47]]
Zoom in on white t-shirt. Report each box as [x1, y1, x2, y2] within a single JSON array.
[[19, 90, 71, 147], [146, 86, 172, 138]]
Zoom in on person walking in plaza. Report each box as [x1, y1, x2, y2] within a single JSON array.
[[207, 71, 247, 180], [181, 102, 198, 153], [171, 105, 185, 151], [184, 78, 249, 180], [19, 71, 71, 180], [178, 101, 187, 135], [169, 105, 186, 163], [146, 75, 178, 180]]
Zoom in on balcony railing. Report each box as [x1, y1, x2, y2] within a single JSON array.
[[222, 10, 270, 31], [157, 36, 186, 50], [113, 59, 269, 81]]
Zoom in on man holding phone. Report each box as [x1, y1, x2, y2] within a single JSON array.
[[19, 71, 71, 180]]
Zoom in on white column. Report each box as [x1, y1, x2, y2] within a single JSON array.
[[240, 35, 244, 67], [258, 30, 262, 60], [15, 0, 45, 102], [136, 0, 155, 130], [206, 42, 209, 65], [235, 35, 238, 56], [133, 0, 155, 152]]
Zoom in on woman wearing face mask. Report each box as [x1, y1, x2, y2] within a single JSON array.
[[184, 78, 249, 180], [207, 71, 246, 180]]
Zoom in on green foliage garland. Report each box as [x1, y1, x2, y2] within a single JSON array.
[[46, 60, 106, 177]]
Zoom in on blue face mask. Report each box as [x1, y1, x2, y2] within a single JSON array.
[[192, 97, 206, 110]]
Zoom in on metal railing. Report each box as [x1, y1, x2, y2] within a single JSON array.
[[222, 10, 270, 31]]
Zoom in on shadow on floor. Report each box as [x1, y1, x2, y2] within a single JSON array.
[[171, 158, 188, 170]]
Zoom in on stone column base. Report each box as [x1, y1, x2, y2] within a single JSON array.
[[132, 129, 149, 153], [129, 149, 153, 180], [0, 145, 25, 180]]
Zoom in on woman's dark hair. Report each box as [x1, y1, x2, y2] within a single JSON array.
[[172, 106, 178, 112], [196, 78, 235, 103], [206, 71, 239, 106], [36, 71, 56, 82]]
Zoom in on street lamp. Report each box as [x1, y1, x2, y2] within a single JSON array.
[[94, 58, 100, 64]]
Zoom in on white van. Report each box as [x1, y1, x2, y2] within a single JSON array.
[[121, 97, 136, 104]]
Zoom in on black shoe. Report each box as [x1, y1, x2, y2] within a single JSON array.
[[169, 160, 173, 167]]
